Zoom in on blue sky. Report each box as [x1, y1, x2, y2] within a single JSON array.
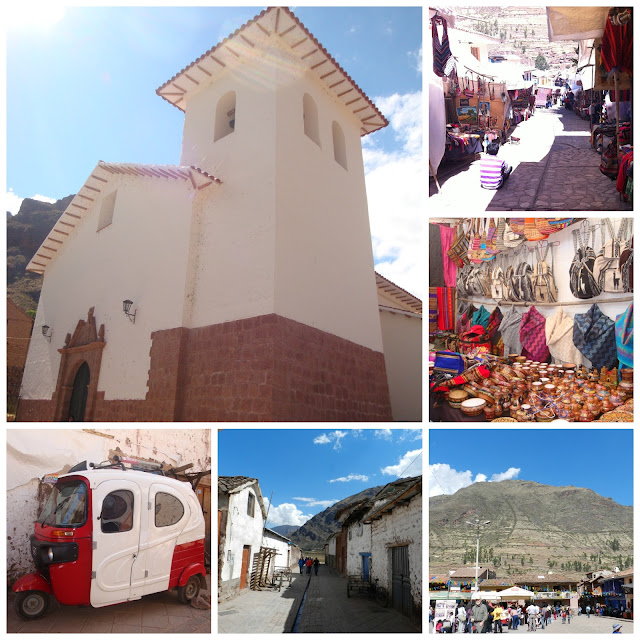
[[4, 5, 423, 297], [219, 428, 422, 527], [429, 429, 633, 506]]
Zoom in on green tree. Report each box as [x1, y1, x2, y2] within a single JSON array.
[[535, 53, 549, 70], [521, 556, 525, 566], [529, 556, 533, 565]]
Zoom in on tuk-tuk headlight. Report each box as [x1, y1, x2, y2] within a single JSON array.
[[47, 547, 54, 561]]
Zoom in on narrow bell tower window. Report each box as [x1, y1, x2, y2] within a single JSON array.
[[97, 190, 117, 231], [332, 121, 347, 170], [303, 93, 320, 146], [215, 91, 236, 142]]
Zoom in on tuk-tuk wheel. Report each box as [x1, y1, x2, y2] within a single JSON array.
[[15, 591, 50, 620], [177, 575, 201, 604]]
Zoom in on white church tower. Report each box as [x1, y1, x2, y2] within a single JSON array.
[[19, 7, 393, 421]]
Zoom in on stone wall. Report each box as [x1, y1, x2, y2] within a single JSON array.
[[18, 314, 392, 422]]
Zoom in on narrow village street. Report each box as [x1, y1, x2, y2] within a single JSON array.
[[218, 566, 419, 633], [430, 103, 632, 212]]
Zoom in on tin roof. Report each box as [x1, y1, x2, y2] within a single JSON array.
[[156, 7, 388, 137]]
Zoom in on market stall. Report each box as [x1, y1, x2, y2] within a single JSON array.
[[429, 217, 634, 423]]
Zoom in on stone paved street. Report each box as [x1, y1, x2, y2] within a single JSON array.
[[218, 565, 420, 633], [430, 104, 633, 212], [6, 573, 211, 633]]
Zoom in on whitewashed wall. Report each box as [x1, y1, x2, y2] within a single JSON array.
[[380, 310, 422, 421], [181, 41, 384, 352], [263, 530, 299, 572], [345, 521, 372, 576], [221, 485, 265, 583], [21, 176, 196, 401], [7, 428, 210, 581], [370, 494, 422, 606]]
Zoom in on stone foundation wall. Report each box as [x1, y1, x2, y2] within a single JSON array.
[[17, 314, 392, 422]]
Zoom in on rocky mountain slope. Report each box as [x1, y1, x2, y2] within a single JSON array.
[[287, 484, 385, 551], [269, 525, 299, 537], [7, 196, 72, 313], [430, 480, 633, 576]]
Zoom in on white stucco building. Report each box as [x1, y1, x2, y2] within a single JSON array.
[[218, 476, 268, 600], [324, 532, 338, 570], [17, 6, 421, 423], [7, 428, 211, 582], [263, 528, 301, 574]]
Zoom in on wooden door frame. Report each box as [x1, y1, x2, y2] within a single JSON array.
[[240, 545, 251, 589], [52, 308, 105, 422]]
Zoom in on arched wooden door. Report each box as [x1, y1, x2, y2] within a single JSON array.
[[67, 362, 90, 422]]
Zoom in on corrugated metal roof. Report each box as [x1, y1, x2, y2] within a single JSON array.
[[156, 7, 388, 137]]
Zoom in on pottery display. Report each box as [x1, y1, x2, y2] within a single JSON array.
[[448, 389, 469, 409], [460, 398, 486, 416]]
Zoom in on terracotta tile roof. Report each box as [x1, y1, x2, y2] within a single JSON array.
[[156, 7, 388, 137], [26, 161, 221, 275], [375, 271, 422, 314]]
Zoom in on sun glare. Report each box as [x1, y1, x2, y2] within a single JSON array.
[[6, 3, 66, 30]]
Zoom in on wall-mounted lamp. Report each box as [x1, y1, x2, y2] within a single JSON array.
[[122, 299, 136, 324], [42, 325, 52, 342]]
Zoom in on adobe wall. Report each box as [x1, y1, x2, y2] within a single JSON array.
[[17, 314, 391, 422]]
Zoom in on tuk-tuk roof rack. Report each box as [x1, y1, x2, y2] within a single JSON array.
[[68, 456, 165, 475]]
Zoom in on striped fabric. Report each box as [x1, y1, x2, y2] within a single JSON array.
[[573, 304, 618, 370], [520, 306, 550, 362], [480, 155, 505, 189], [429, 288, 438, 334], [437, 287, 455, 331], [615, 303, 633, 368], [432, 16, 454, 78]]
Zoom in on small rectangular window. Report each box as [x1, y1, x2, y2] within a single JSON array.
[[97, 190, 117, 231], [248, 492, 255, 518]]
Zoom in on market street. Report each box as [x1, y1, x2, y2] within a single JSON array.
[[429, 103, 632, 212], [218, 565, 419, 633]]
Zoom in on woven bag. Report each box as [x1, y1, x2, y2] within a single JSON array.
[[509, 218, 525, 235], [447, 221, 470, 268], [484, 218, 498, 258], [524, 218, 547, 242], [547, 218, 574, 233], [495, 218, 506, 251], [503, 222, 525, 248], [468, 219, 483, 263], [535, 218, 554, 236]]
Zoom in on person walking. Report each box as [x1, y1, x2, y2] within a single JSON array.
[[512, 606, 520, 630], [492, 603, 504, 633], [526, 602, 537, 631], [456, 604, 467, 634], [471, 598, 488, 635], [298, 557, 304, 574], [306, 557, 312, 575], [586, 604, 591, 619], [313, 557, 319, 576], [567, 608, 571, 624]]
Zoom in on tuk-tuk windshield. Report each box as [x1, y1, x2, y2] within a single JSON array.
[[38, 479, 88, 528]]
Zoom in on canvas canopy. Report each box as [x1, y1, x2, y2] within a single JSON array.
[[498, 586, 535, 599], [546, 7, 610, 42]]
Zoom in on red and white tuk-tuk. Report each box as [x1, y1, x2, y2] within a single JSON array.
[[12, 456, 207, 619]]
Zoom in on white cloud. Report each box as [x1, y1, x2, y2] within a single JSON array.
[[313, 430, 348, 450], [408, 46, 423, 74], [429, 464, 521, 498], [375, 428, 393, 440], [328, 474, 369, 483], [398, 428, 422, 442], [381, 448, 422, 478], [5, 189, 57, 216], [365, 91, 424, 299], [292, 497, 338, 508], [264, 498, 313, 527]]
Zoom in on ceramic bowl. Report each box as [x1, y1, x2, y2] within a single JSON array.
[[460, 398, 486, 416]]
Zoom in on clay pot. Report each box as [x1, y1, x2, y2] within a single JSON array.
[[484, 404, 497, 421], [536, 409, 555, 422], [610, 393, 624, 407], [577, 408, 594, 422]]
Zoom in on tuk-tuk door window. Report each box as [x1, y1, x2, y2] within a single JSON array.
[[100, 490, 134, 533], [155, 492, 185, 527]]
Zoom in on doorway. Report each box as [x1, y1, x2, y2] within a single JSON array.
[[240, 545, 251, 589], [68, 362, 90, 422], [391, 545, 412, 617]]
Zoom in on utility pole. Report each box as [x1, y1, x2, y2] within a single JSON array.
[[466, 518, 491, 592]]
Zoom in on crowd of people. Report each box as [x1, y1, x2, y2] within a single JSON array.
[[430, 598, 578, 633], [298, 556, 320, 576]]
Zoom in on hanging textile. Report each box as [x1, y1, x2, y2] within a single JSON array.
[[520, 306, 550, 362], [439, 225, 458, 288], [601, 9, 633, 74], [487, 306, 504, 356], [429, 287, 438, 334], [573, 304, 618, 369], [456, 303, 477, 336], [437, 287, 455, 331], [429, 224, 445, 287], [432, 15, 455, 78], [615, 303, 633, 369], [499, 306, 523, 356], [544, 308, 584, 365], [472, 304, 491, 329]]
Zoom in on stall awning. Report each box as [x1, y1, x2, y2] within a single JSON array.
[[546, 7, 610, 42]]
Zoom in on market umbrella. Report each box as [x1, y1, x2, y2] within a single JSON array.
[[498, 586, 535, 599]]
